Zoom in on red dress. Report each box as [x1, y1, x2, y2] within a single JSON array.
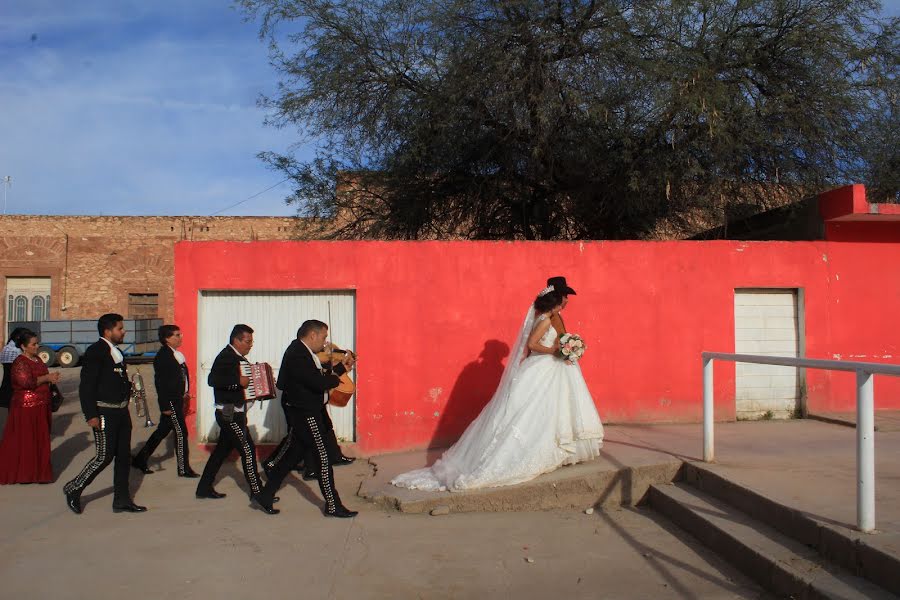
[[0, 355, 53, 483]]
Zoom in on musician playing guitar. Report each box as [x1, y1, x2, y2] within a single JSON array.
[[258, 320, 357, 518]]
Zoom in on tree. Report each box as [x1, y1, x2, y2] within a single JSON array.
[[240, 0, 899, 239]]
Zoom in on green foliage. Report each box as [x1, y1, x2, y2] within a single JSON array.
[[241, 0, 899, 239]]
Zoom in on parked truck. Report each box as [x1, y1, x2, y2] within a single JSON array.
[[7, 319, 162, 367]]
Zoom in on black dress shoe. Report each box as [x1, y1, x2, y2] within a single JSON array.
[[251, 495, 280, 515], [302, 471, 320, 481], [179, 470, 201, 478], [65, 491, 82, 515], [113, 501, 148, 513], [333, 456, 356, 467], [131, 458, 153, 474], [248, 494, 280, 503], [325, 505, 358, 518], [196, 489, 226, 499]]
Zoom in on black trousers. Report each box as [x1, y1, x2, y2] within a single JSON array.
[[197, 410, 262, 496], [261, 405, 342, 512], [63, 408, 132, 504], [134, 404, 191, 475], [264, 403, 341, 473]]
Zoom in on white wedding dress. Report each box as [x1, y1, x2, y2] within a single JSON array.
[[391, 309, 604, 492]]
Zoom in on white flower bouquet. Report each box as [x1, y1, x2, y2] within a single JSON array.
[[558, 333, 586, 362]]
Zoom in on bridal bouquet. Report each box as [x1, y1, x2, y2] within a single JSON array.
[[558, 333, 586, 362]]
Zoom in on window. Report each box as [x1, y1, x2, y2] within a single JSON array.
[[32, 296, 45, 320], [128, 293, 159, 319], [14, 296, 27, 321], [45, 295, 50, 318], [7, 295, 11, 320]]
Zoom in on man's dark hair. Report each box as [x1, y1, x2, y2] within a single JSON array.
[[230, 324, 254, 343], [14, 328, 37, 349], [297, 320, 328, 339], [98, 313, 124, 336], [158, 324, 180, 344]]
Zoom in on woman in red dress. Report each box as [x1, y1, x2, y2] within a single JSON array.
[[0, 330, 59, 484]]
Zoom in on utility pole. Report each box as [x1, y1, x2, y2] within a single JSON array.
[[2, 176, 10, 214]]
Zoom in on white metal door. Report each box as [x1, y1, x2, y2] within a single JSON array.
[[734, 289, 800, 419], [196, 290, 356, 443]]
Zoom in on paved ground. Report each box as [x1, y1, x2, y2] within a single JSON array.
[[7, 366, 900, 598], [809, 409, 900, 432], [0, 367, 775, 599]]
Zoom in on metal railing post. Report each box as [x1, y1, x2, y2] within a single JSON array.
[[857, 370, 875, 532], [703, 355, 714, 462]]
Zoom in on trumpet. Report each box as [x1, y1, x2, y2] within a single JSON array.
[[131, 369, 154, 428]]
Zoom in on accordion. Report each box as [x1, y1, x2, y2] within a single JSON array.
[[240, 362, 277, 402]]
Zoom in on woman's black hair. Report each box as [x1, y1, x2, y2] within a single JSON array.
[[533, 289, 563, 313], [14, 328, 37, 349], [7, 326, 29, 345]]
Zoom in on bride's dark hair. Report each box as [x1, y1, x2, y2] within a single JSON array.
[[533, 289, 563, 313]]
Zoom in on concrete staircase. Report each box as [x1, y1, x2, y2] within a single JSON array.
[[648, 463, 900, 599]]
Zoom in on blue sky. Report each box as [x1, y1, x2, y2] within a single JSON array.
[[1, 1, 898, 217], [0, 0, 306, 216]]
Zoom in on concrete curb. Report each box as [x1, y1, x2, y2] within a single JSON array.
[[360, 460, 683, 514], [684, 462, 900, 596]]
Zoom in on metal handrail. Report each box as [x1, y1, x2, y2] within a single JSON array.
[[701, 351, 900, 533]]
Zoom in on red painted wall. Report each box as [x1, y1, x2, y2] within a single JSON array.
[[174, 241, 900, 454]]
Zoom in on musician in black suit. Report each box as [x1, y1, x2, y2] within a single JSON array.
[[195, 324, 278, 515], [131, 324, 199, 477], [262, 348, 355, 481], [258, 320, 357, 518], [63, 314, 147, 514]]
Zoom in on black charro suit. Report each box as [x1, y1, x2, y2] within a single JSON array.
[[259, 339, 350, 514], [63, 339, 134, 506], [196, 345, 265, 499], [132, 344, 195, 476], [263, 342, 344, 474]]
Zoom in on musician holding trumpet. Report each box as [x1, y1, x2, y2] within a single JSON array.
[[195, 324, 278, 515], [131, 325, 199, 478]]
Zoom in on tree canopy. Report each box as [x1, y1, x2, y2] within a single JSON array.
[[240, 0, 899, 239]]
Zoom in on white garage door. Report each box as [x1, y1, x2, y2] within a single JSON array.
[[196, 290, 356, 443], [734, 289, 800, 419]]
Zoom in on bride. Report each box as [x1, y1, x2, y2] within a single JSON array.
[[391, 285, 604, 491]]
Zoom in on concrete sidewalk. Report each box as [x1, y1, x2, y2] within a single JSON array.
[[368, 420, 900, 535], [3, 367, 897, 598], [808, 409, 900, 432], [0, 369, 771, 600]]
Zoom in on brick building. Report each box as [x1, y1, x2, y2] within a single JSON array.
[[0, 214, 314, 336]]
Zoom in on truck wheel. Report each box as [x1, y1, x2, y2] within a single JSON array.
[[38, 346, 57, 367], [57, 346, 80, 368]]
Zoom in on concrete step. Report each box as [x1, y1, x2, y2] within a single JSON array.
[[648, 482, 895, 599], [684, 462, 900, 596], [361, 458, 682, 514]]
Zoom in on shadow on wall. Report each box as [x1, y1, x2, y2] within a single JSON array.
[[428, 339, 509, 451]]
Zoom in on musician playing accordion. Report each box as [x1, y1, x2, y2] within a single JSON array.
[[195, 324, 279, 515]]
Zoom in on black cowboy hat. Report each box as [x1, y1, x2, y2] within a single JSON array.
[[547, 276, 576, 296]]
